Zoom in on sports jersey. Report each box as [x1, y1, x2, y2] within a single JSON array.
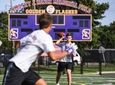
[[10, 30, 55, 72]]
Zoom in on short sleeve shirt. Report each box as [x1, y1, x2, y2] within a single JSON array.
[[59, 42, 77, 62], [10, 30, 55, 72]]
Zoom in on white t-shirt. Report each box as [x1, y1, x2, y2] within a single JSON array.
[[59, 42, 78, 62], [10, 30, 55, 72]]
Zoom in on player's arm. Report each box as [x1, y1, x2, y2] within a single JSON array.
[[43, 35, 69, 60], [55, 32, 65, 45], [47, 44, 73, 60], [55, 36, 64, 45], [47, 50, 68, 61]]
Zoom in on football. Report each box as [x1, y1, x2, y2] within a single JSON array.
[[57, 32, 65, 38]]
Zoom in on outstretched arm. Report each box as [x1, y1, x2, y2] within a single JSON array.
[[55, 36, 64, 45], [47, 50, 68, 61]]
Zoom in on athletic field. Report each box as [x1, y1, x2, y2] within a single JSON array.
[[0, 65, 115, 85]]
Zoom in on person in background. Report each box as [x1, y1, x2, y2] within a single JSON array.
[[2, 13, 71, 85], [55, 33, 78, 85]]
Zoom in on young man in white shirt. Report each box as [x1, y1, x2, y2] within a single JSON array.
[[2, 13, 70, 85], [55, 33, 78, 85]]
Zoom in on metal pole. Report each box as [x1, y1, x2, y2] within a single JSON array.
[[12, 41, 15, 56], [10, 0, 15, 55]]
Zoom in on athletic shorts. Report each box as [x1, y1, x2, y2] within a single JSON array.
[[57, 62, 73, 72], [2, 62, 41, 85]]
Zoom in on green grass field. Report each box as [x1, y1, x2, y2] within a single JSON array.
[[0, 64, 115, 85]]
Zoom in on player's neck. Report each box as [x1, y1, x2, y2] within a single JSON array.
[[43, 29, 49, 33]]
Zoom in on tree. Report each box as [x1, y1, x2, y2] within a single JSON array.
[[0, 12, 8, 30], [92, 21, 115, 48], [0, 12, 12, 53], [109, 21, 115, 47]]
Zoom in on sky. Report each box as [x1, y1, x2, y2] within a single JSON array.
[[0, 0, 115, 25], [96, 0, 115, 25], [0, 0, 24, 12]]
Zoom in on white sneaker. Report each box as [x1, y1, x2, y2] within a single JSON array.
[[56, 83, 60, 85]]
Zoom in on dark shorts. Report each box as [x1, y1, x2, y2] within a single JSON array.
[[2, 62, 41, 85], [57, 62, 73, 72]]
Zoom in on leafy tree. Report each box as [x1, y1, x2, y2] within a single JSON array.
[[0, 12, 12, 53], [0, 12, 8, 29], [100, 22, 115, 48], [93, 15, 114, 49]]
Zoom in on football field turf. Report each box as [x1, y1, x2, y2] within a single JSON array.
[[40, 71, 115, 85], [0, 71, 115, 85]]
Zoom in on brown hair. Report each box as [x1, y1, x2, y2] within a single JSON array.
[[66, 33, 72, 37], [38, 13, 53, 29]]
